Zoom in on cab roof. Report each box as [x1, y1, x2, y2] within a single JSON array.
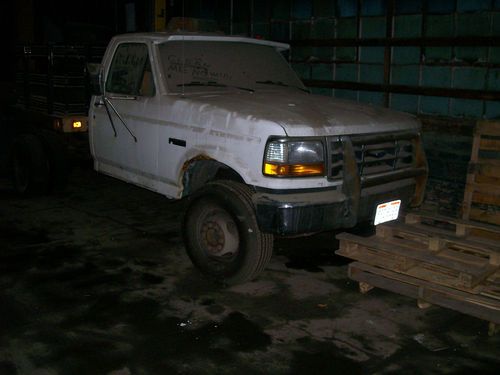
[[110, 32, 290, 51]]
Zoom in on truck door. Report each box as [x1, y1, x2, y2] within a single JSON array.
[[90, 42, 159, 183]]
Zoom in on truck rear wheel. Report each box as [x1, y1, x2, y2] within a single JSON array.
[[11, 133, 50, 196], [39, 131, 70, 193], [183, 180, 273, 285]]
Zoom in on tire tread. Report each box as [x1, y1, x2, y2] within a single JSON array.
[[184, 180, 273, 285], [216, 180, 273, 283]]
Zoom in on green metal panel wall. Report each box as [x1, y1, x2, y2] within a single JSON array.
[[179, 0, 499, 120], [285, 0, 500, 120]]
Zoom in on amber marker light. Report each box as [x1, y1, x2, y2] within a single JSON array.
[[264, 163, 324, 177], [72, 121, 82, 129]]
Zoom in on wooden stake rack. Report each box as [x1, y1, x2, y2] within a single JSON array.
[[336, 212, 500, 327]]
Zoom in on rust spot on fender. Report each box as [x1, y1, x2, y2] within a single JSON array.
[[181, 154, 213, 172]]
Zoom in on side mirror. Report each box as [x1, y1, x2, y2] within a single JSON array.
[[87, 63, 103, 96]]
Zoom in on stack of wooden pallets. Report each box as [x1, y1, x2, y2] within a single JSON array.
[[463, 120, 500, 226], [336, 120, 500, 332]]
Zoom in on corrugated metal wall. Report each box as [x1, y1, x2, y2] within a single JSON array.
[[180, 0, 500, 120], [291, 0, 500, 120]]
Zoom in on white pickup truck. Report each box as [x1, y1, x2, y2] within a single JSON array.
[[89, 32, 428, 284]]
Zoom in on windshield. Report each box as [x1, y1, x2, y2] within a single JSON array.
[[158, 40, 306, 93]]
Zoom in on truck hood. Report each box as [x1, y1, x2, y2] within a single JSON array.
[[177, 88, 421, 137]]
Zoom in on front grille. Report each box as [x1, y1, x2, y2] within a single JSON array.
[[327, 132, 417, 181]]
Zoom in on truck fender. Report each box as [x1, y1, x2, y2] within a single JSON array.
[[181, 158, 244, 197]]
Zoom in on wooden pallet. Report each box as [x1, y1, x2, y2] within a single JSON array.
[[463, 120, 500, 226], [348, 262, 500, 326], [337, 212, 500, 293], [404, 211, 500, 251], [336, 212, 500, 326]]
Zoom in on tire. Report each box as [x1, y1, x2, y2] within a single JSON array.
[[183, 180, 273, 285], [11, 133, 50, 196], [39, 131, 70, 193]]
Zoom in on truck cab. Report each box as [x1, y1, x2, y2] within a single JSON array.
[[89, 32, 428, 284]]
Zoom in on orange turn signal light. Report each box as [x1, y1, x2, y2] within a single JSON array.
[[264, 162, 324, 177], [72, 121, 82, 129]]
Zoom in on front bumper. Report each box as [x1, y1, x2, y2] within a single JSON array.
[[254, 179, 418, 235]]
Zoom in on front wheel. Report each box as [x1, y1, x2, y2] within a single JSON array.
[[183, 180, 273, 285]]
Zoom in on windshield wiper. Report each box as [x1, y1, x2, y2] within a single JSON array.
[[255, 80, 309, 93], [177, 81, 225, 88], [177, 81, 254, 92]]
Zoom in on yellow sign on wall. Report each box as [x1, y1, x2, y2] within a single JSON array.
[[154, 0, 167, 31]]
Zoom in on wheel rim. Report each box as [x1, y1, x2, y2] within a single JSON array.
[[199, 207, 240, 262]]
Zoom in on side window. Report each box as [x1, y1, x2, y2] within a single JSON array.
[[106, 43, 155, 96]]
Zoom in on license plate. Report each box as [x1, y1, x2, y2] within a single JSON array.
[[374, 200, 401, 225]]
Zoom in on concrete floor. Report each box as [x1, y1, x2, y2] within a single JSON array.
[[0, 164, 499, 375]]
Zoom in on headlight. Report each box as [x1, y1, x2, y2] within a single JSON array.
[[263, 139, 325, 177]]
